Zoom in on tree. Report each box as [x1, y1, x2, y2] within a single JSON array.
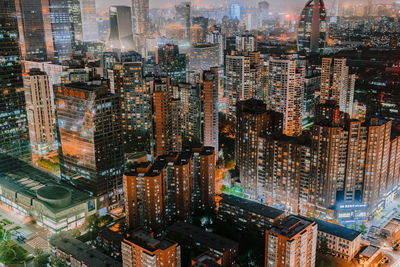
[[34, 248, 49, 267], [0, 247, 16, 264], [50, 256, 66, 267]]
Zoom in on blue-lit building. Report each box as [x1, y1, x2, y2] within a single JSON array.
[[230, 4, 241, 20]]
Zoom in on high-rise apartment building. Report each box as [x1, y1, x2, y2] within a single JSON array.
[[156, 44, 187, 82], [132, 0, 149, 34], [235, 34, 257, 52], [67, 0, 83, 45], [175, 2, 191, 41], [55, 82, 124, 211], [0, 0, 30, 169], [121, 229, 181, 267], [265, 215, 317, 267], [153, 78, 171, 157], [267, 56, 305, 137], [23, 69, 56, 155], [188, 43, 220, 72], [320, 58, 355, 116], [199, 147, 216, 209], [190, 24, 204, 45], [202, 69, 219, 152], [173, 153, 192, 220], [235, 99, 283, 199], [297, 0, 327, 53]]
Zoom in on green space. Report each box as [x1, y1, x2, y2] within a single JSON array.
[[0, 225, 32, 265], [1, 219, 12, 225], [11, 226, 21, 231], [37, 158, 60, 173], [222, 184, 245, 198]]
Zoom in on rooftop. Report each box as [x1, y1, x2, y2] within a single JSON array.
[[50, 236, 121, 267], [124, 229, 176, 252], [167, 222, 238, 252], [314, 219, 361, 241], [268, 215, 315, 239], [220, 194, 285, 220]]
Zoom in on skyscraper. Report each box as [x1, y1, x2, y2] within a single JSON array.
[[175, 2, 191, 41], [188, 43, 220, 72], [23, 69, 56, 155], [67, 0, 83, 45], [80, 0, 98, 41], [132, 0, 149, 34], [0, 0, 30, 169], [153, 78, 171, 157], [199, 146, 216, 209], [230, 4, 241, 20], [107, 6, 135, 51], [55, 82, 124, 211], [202, 69, 219, 152], [297, 0, 327, 53], [267, 56, 305, 137]]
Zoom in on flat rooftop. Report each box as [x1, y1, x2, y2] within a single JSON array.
[[50, 236, 121, 267], [315, 219, 361, 241], [167, 222, 238, 252], [124, 229, 176, 252], [220, 194, 284, 220], [268, 215, 314, 239]]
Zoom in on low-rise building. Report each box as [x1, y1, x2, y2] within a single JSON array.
[[50, 235, 121, 267], [167, 222, 238, 267], [382, 217, 400, 245], [314, 219, 361, 261], [191, 253, 222, 266], [0, 158, 96, 232], [217, 194, 285, 229]]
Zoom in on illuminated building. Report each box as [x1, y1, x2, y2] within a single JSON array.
[[217, 194, 286, 230], [235, 34, 257, 52], [156, 44, 187, 82], [206, 30, 224, 66], [67, 0, 83, 45], [107, 6, 134, 51], [175, 2, 191, 41], [168, 221, 239, 267], [0, 0, 30, 169], [258, 1, 270, 27], [23, 69, 56, 155], [265, 215, 317, 267], [80, 0, 98, 41], [188, 43, 220, 72], [165, 24, 186, 42], [121, 229, 181, 267], [315, 100, 348, 126], [132, 0, 149, 34], [152, 78, 171, 157], [235, 99, 283, 199], [199, 146, 216, 209], [303, 68, 321, 121], [0, 158, 97, 232], [226, 51, 261, 122], [297, 0, 327, 53], [114, 62, 152, 152], [230, 4, 241, 20], [173, 152, 192, 220], [267, 56, 305, 136], [192, 16, 208, 42], [320, 58, 355, 116], [55, 82, 124, 212], [190, 25, 203, 45], [202, 69, 219, 151]]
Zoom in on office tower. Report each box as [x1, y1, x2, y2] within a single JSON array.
[[107, 6, 134, 51], [67, 0, 83, 44], [230, 4, 241, 20], [362, 119, 391, 210], [297, 0, 327, 53], [80, 0, 98, 41], [267, 56, 305, 137], [14, 0, 52, 61], [188, 43, 220, 72], [0, 0, 30, 169], [156, 44, 187, 82], [23, 69, 56, 155], [192, 16, 208, 41], [173, 153, 192, 220], [153, 79, 171, 157], [121, 229, 181, 267], [226, 51, 261, 122], [123, 162, 165, 233], [258, 1, 270, 27], [165, 24, 186, 41], [199, 147, 216, 209], [55, 82, 124, 211], [202, 69, 219, 152], [236, 34, 257, 52], [175, 2, 191, 41], [190, 25, 203, 45], [320, 58, 355, 116], [235, 99, 283, 199], [132, 0, 149, 34], [258, 135, 310, 214], [114, 62, 152, 152], [265, 215, 317, 267]]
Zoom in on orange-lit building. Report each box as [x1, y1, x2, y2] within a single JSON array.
[[265, 215, 317, 267], [122, 229, 180, 267], [153, 79, 171, 157], [202, 69, 219, 152], [173, 153, 192, 220], [199, 146, 216, 209], [190, 24, 204, 45]]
